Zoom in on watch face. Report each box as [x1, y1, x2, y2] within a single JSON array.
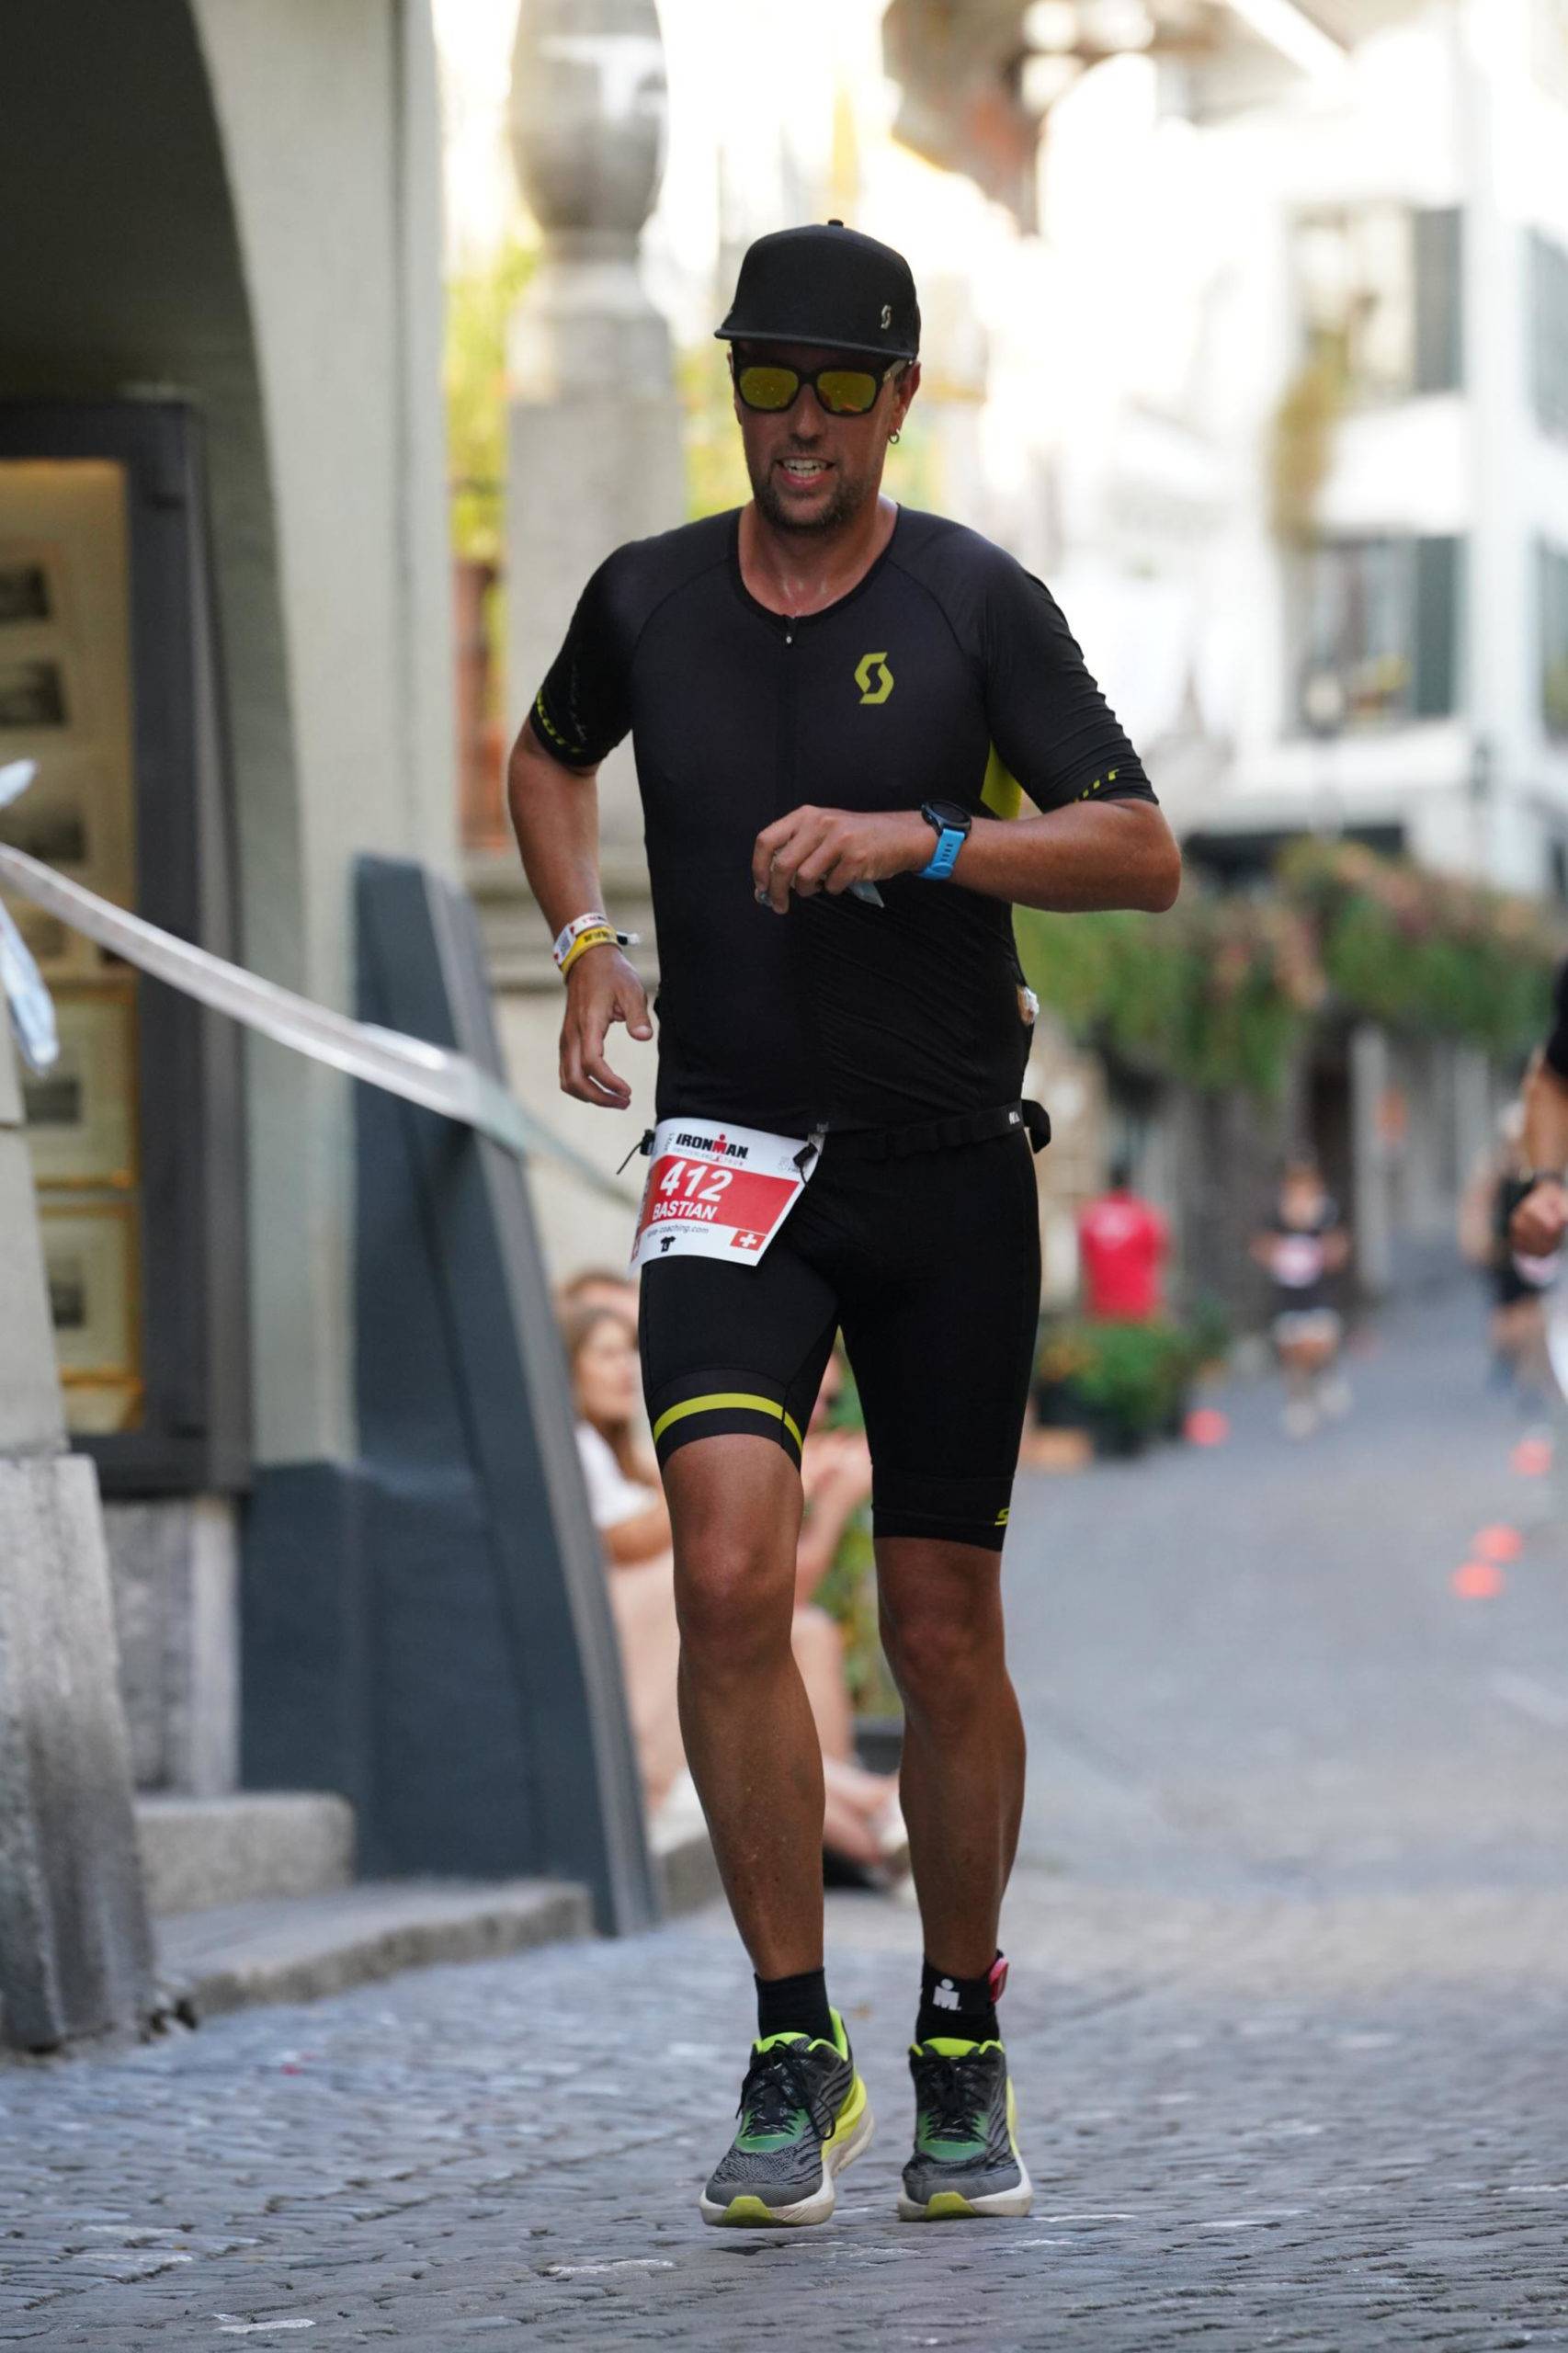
[[925, 800, 971, 831]]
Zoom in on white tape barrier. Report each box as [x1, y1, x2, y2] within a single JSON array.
[[0, 762, 60, 1074], [0, 769, 636, 1209]]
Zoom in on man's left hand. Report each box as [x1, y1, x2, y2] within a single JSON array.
[[752, 806, 933, 913]]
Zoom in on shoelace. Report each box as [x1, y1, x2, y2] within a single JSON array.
[[913, 2048, 994, 2143], [736, 2047, 814, 2141]]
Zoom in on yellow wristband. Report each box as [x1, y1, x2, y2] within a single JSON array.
[[558, 924, 617, 980]]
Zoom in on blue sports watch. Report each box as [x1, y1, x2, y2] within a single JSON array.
[[916, 799, 973, 881]]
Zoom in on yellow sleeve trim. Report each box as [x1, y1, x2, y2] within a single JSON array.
[[533, 689, 574, 752], [653, 1392, 803, 1451]]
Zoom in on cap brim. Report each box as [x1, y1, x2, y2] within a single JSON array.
[[715, 326, 918, 360]]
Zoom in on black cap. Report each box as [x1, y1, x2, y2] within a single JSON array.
[[716, 221, 920, 361]]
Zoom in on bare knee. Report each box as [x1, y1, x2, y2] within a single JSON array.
[[665, 1438, 800, 1677], [881, 1596, 1003, 1732], [676, 1529, 793, 1677]]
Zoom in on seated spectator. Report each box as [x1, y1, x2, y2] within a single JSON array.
[[562, 1302, 685, 1812], [557, 1264, 642, 1326], [562, 1302, 904, 1875], [792, 1358, 907, 1865]]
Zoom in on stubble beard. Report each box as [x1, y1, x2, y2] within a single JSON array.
[[750, 455, 870, 537]]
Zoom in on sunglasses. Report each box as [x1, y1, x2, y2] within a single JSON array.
[[733, 355, 905, 417]]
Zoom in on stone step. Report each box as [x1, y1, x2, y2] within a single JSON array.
[[134, 1791, 355, 1918], [156, 1878, 593, 2021]]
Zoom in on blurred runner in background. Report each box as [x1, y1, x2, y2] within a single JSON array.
[[1460, 1106, 1551, 1410], [1252, 1158, 1352, 1439], [1078, 1157, 1167, 1323], [1509, 962, 1568, 1269]]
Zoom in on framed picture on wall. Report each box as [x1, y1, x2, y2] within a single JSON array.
[[1, 405, 249, 1494], [0, 558, 52, 624], [0, 655, 68, 728], [20, 983, 139, 1188], [40, 1199, 143, 1434]]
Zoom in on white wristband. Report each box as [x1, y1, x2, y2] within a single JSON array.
[[551, 911, 640, 971]]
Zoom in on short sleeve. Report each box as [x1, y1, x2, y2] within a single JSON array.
[[531, 556, 636, 770], [982, 560, 1155, 814], [1544, 960, 1568, 1081]]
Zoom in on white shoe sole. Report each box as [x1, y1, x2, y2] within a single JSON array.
[[699, 2097, 875, 2228], [897, 2152, 1033, 2221]]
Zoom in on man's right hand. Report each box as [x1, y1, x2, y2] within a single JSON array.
[[1510, 1176, 1568, 1259], [559, 949, 653, 1109]]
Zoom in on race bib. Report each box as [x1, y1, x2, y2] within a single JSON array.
[[631, 1115, 818, 1273]]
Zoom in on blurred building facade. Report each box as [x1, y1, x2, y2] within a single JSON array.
[[881, 0, 1568, 1307], [436, 2, 1565, 1314], [885, 2, 1568, 895], [0, 1, 459, 1880]]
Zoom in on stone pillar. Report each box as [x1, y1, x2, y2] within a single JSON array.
[[104, 1498, 240, 1797], [488, 0, 685, 1275], [506, 1, 683, 851], [0, 1021, 153, 2051]]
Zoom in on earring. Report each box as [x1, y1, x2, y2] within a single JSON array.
[[889, 428, 901, 445]]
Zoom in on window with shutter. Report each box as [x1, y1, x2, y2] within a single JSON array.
[[1295, 535, 1461, 731], [1414, 210, 1462, 394], [1531, 231, 1568, 438], [1542, 541, 1568, 739], [1413, 537, 1461, 720], [1294, 207, 1415, 403]]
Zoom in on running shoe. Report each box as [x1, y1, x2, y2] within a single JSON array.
[[699, 2010, 873, 2227], [898, 2038, 1032, 2220]]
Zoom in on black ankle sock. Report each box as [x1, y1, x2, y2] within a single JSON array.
[[915, 1954, 1000, 2047], [756, 1967, 835, 2047]]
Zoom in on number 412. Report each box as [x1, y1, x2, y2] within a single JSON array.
[[658, 1159, 733, 1203]]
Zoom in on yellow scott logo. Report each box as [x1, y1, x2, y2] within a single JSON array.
[[855, 651, 894, 705]]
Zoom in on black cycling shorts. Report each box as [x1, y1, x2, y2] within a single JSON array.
[[638, 1125, 1042, 1552]]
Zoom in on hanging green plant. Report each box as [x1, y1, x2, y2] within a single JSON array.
[[1015, 891, 1322, 1100], [1016, 838, 1562, 1100], [1281, 838, 1561, 1057]]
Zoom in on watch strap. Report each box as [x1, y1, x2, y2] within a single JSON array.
[[917, 827, 966, 881], [915, 801, 971, 883]]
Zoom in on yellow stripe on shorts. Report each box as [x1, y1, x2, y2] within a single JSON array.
[[653, 1392, 803, 1451]]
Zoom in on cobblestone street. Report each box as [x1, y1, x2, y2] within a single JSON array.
[[6, 1288, 1568, 2349]]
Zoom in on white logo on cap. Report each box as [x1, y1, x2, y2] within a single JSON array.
[[881, 303, 892, 330]]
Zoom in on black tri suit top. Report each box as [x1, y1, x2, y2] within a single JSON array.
[[532, 506, 1155, 1136]]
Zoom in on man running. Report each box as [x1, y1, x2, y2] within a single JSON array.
[[508, 222, 1180, 2227]]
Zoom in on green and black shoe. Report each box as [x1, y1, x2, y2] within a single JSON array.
[[699, 2009, 873, 2227], [898, 2038, 1033, 2220]]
